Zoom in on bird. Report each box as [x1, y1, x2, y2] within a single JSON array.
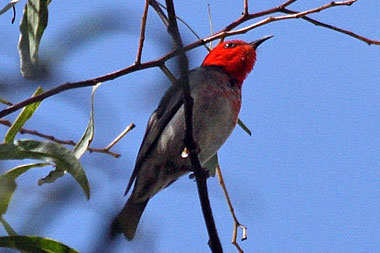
[[111, 35, 273, 240]]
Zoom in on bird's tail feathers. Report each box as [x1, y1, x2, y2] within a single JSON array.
[[111, 198, 149, 240]]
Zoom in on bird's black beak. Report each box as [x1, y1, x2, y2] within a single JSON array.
[[250, 35, 274, 49]]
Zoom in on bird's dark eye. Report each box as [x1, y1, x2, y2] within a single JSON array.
[[224, 43, 236, 49]]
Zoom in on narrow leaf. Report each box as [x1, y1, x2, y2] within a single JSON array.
[[18, 0, 52, 78], [0, 0, 20, 16], [0, 217, 17, 236], [0, 177, 15, 216], [203, 153, 219, 177], [0, 97, 12, 106], [38, 167, 64, 185], [238, 118, 252, 136], [0, 235, 78, 253], [72, 83, 102, 159], [0, 163, 50, 215], [0, 140, 90, 199], [2, 163, 50, 180], [4, 87, 43, 143]]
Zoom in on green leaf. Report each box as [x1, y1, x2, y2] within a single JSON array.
[[38, 167, 65, 185], [2, 162, 50, 179], [238, 118, 252, 136], [0, 235, 78, 253], [203, 153, 219, 177], [0, 217, 17, 236], [0, 140, 90, 199], [0, 163, 50, 215], [72, 83, 102, 159], [0, 97, 12, 106], [0, 0, 21, 16], [18, 0, 52, 78], [0, 177, 15, 216], [4, 86, 43, 143]]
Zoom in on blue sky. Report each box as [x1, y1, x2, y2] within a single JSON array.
[[1, 0, 380, 252]]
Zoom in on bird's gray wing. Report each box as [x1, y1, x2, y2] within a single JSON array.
[[124, 82, 185, 195]]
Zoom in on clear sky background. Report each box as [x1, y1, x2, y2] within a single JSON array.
[[1, 0, 380, 252]]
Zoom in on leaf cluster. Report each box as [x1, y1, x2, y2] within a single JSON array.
[[0, 83, 101, 252]]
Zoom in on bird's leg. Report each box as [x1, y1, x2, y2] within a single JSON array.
[[188, 166, 210, 180]]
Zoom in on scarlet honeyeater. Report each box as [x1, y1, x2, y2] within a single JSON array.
[[112, 35, 273, 240]]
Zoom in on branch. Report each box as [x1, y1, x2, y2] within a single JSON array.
[[1, 0, 378, 119], [0, 60, 162, 118], [160, 0, 223, 251], [223, 0, 297, 31], [243, 0, 248, 16], [280, 7, 380, 45], [211, 0, 362, 39], [157, 1, 210, 51], [87, 123, 135, 157], [149, 0, 169, 27], [104, 123, 135, 151], [135, 0, 150, 64], [220, 0, 379, 46], [216, 165, 247, 253], [0, 119, 121, 157], [159, 64, 177, 83]]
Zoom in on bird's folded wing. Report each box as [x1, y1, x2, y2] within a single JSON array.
[[124, 82, 185, 195]]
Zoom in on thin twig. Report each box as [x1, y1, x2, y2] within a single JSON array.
[[281, 0, 357, 19], [11, 5, 16, 24], [105, 123, 135, 150], [212, 0, 362, 39], [148, 0, 169, 27], [157, 1, 209, 51], [0, 98, 13, 106], [159, 64, 177, 83], [83, 147, 121, 158], [0, 119, 75, 145], [207, 4, 214, 49], [281, 8, 380, 45], [0, 119, 121, 157], [0, 60, 162, 118], [223, 0, 297, 31], [135, 0, 150, 64], [243, 0, 249, 16], [216, 165, 247, 253]]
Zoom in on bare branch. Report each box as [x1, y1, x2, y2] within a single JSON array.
[[207, 4, 214, 48], [0, 119, 75, 145], [0, 119, 121, 157], [148, 0, 169, 27], [159, 64, 177, 83], [105, 123, 135, 151], [223, 0, 297, 31], [0, 60, 162, 118], [11, 5, 16, 24], [135, 0, 150, 64], [157, 1, 207, 47], [213, 0, 362, 39], [281, 8, 380, 45], [216, 165, 247, 253], [243, 0, 249, 16], [82, 147, 121, 158]]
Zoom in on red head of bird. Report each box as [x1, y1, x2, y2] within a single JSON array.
[[201, 35, 273, 86]]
